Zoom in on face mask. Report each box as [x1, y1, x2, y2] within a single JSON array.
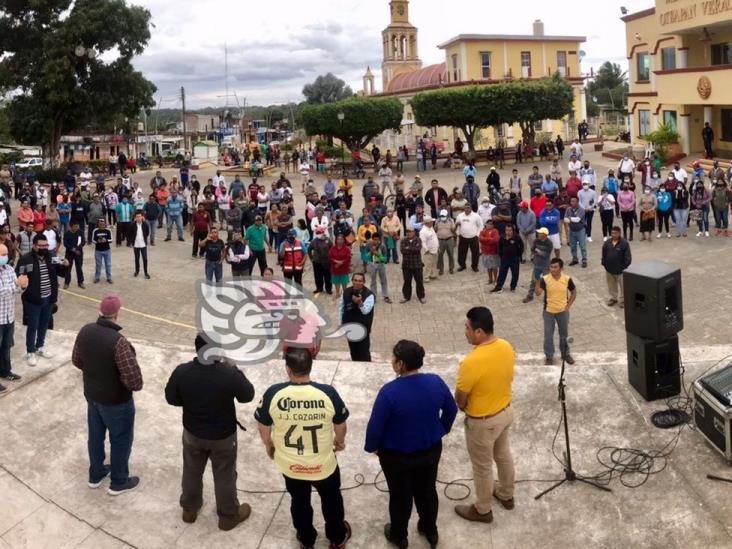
[[644, 189, 650, 195], [287, 236, 295, 242], [36, 249, 49, 258], [0, 256, 8, 266], [659, 188, 665, 193], [210, 235, 218, 241]]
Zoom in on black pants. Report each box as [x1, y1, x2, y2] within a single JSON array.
[[457, 236, 479, 270], [600, 209, 614, 237], [313, 263, 332, 293], [192, 230, 207, 256], [657, 210, 671, 233], [379, 442, 442, 542], [620, 211, 634, 239], [284, 467, 347, 547], [64, 252, 84, 284], [495, 257, 519, 290], [402, 267, 425, 300], [348, 333, 371, 362], [116, 222, 130, 246], [283, 270, 303, 286], [252, 249, 268, 275], [180, 430, 239, 517], [133, 247, 149, 275], [107, 209, 117, 225]]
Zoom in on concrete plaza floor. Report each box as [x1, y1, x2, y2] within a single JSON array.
[[1, 146, 732, 548]]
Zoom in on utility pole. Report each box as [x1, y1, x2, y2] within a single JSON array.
[[181, 86, 187, 152]]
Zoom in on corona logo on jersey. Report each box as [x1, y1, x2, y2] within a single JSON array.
[[195, 277, 367, 365]]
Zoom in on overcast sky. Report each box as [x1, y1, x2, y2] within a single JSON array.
[[133, 0, 653, 109]]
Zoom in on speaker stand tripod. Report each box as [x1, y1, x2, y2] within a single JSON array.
[[535, 357, 612, 500]]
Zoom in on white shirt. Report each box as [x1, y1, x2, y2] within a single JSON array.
[[213, 174, 226, 186], [217, 193, 230, 211], [673, 168, 688, 183], [310, 216, 330, 233], [455, 212, 483, 238], [419, 226, 439, 254], [134, 223, 145, 248], [227, 244, 250, 263], [43, 229, 58, 252], [79, 170, 92, 181], [567, 160, 582, 173], [477, 203, 495, 224], [298, 163, 310, 175], [378, 167, 392, 181], [0, 209, 7, 226], [618, 158, 635, 173]]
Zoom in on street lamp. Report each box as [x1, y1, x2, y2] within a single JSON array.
[[337, 112, 345, 169]]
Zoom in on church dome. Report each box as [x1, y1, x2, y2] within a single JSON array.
[[386, 62, 447, 93]]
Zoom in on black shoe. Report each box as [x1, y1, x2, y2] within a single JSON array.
[[108, 476, 140, 496], [457, 267, 466, 272], [471, 267, 479, 272], [490, 287, 502, 293], [399, 298, 410, 304], [563, 355, 575, 365], [0, 383, 5, 392], [569, 260, 579, 266], [384, 523, 408, 548], [418, 526, 439, 549], [581, 261, 587, 268], [393, 260, 400, 264], [134, 271, 139, 277], [1, 372, 22, 381], [164, 237, 171, 242], [418, 298, 426, 304], [522, 296, 533, 303], [178, 238, 185, 242], [144, 273, 151, 279]]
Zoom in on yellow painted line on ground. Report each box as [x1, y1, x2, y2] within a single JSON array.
[[60, 289, 197, 330]]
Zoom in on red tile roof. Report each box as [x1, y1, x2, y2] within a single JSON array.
[[387, 63, 447, 93]]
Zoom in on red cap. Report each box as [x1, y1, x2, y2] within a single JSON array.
[[519, 201, 529, 208]]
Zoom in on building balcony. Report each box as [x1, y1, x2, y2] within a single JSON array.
[[654, 64, 732, 105]]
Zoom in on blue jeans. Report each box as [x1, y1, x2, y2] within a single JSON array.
[[697, 205, 710, 232], [716, 208, 729, 229], [543, 310, 570, 359], [673, 208, 689, 236], [94, 249, 112, 281], [25, 296, 53, 353], [167, 214, 183, 239], [205, 260, 222, 284], [0, 322, 14, 376], [146, 219, 157, 244], [87, 398, 135, 487], [569, 228, 587, 262]]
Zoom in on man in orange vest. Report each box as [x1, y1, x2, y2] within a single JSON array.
[[278, 228, 307, 286]]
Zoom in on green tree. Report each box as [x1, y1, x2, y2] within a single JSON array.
[[0, 0, 157, 165], [411, 75, 575, 151], [586, 62, 628, 113], [302, 73, 354, 104], [301, 96, 403, 152], [411, 86, 503, 153]]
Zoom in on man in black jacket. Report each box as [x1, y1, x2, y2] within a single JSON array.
[[423, 179, 448, 218], [63, 220, 86, 289], [601, 226, 632, 308], [72, 294, 143, 495], [491, 225, 524, 293], [165, 334, 255, 531], [340, 273, 374, 362], [16, 233, 68, 367], [126, 212, 151, 278]]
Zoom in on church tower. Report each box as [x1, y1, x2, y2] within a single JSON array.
[[381, 0, 422, 91]]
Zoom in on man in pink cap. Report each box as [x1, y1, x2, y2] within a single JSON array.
[[72, 294, 143, 495]]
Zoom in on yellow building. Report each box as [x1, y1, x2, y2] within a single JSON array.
[[623, 0, 732, 156], [365, 0, 587, 154]]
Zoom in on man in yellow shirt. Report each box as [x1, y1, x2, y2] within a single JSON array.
[[454, 307, 515, 524], [255, 349, 351, 548], [338, 175, 353, 209], [535, 257, 576, 365]]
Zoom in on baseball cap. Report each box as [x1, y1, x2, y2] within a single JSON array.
[[519, 201, 529, 208], [423, 215, 434, 222], [537, 227, 549, 235], [439, 209, 448, 217]]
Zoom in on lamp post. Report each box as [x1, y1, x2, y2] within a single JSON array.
[[337, 111, 345, 170]]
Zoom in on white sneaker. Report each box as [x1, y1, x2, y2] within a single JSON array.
[[586, 237, 593, 243], [667, 233, 672, 238], [656, 233, 661, 239], [705, 231, 710, 237], [27, 353, 37, 367], [603, 236, 608, 242], [36, 347, 54, 359], [696, 232, 702, 237]]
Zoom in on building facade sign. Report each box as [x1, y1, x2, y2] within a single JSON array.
[[656, 0, 732, 32]]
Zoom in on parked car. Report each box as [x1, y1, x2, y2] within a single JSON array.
[[16, 157, 42, 169]]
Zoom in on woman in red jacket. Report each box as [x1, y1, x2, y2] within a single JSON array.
[[328, 234, 352, 298]]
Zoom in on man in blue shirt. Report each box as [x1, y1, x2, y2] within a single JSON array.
[[165, 189, 185, 242], [179, 164, 190, 190], [539, 200, 562, 258]]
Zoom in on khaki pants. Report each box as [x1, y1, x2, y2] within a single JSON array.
[[606, 272, 624, 304], [465, 406, 515, 514], [423, 252, 437, 280], [559, 222, 569, 244]]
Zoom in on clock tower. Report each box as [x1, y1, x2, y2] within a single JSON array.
[[382, 0, 422, 90]]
